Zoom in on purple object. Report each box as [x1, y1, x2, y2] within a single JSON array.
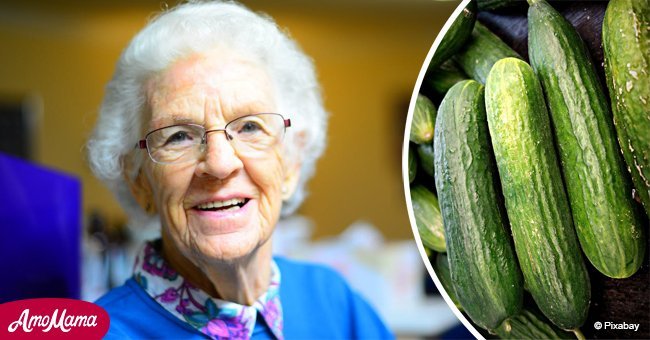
[[0, 152, 81, 302]]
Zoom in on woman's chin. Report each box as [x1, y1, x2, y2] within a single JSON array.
[[185, 200, 267, 260], [195, 232, 265, 262]]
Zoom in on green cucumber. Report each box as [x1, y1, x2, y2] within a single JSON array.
[[417, 142, 435, 178], [425, 60, 468, 95], [410, 94, 436, 144], [454, 21, 522, 84], [428, 0, 477, 71], [411, 185, 445, 252], [434, 253, 461, 310], [603, 0, 650, 217], [434, 79, 523, 331], [528, 0, 645, 279], [408, 146, 417, 183], [496, 309, 577, 340], [485, 58, 590, 331]]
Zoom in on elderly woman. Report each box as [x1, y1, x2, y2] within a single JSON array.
[[89, 1, 392, 339]]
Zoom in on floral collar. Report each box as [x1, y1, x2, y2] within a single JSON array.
[[133, 240, 283, 340]]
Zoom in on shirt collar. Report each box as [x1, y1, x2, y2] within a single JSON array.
[[133, 239, 283, 340]]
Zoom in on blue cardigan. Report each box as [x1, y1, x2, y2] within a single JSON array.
[[96, 257, 394, 339]]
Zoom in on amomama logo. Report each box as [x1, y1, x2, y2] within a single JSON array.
[[0, 298, 109, 339]]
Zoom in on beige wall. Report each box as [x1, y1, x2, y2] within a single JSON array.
[[0, 1, 457, 240]]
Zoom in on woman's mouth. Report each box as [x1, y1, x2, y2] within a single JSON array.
[[194, 198, 251, 212], [190, 197, 254, 234]]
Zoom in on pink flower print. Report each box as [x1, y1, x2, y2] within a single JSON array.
[[159, 288, 179, 303], [202, 312, 251, 340], [204, 319, 230, 338], [264, 299, 280, 322], [142, 243, 178, 280], [176, 298, 191, 315], [223, 318, 249, 339]]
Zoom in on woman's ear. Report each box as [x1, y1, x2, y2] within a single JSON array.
[[281, 160, 301, 200], [125, 166, 156, 214], [281, 131, 306, 200]]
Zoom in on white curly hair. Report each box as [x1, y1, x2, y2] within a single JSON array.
[[86, 0, 328, 226]]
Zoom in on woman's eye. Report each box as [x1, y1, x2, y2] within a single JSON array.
[[164, 131, 193, 145], [239, 121, 262, 134]]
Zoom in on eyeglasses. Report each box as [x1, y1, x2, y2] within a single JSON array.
[[138, 113, 291, 164]]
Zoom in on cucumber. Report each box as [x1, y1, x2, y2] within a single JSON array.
[[603, 0, 650, 217], [417, 142, 435, 178], [454, 21, 522, 84], [485, 58, 590, 331], [411, 185, 445, 252], [434, 253, 461, 310], [408, 146, 417, 183], [434, 80, 523, 331], [410, 94, 436, 144], [428, 0, 477, 71], [528, 0, 645, 279], [496, 309, 577, 340], [425, 60, 468, 95]]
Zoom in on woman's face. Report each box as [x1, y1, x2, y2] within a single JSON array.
[[135, 50, 295, 264]]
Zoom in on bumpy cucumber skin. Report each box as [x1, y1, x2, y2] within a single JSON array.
[[603, 0, 650, 217], [429, 0, 477, 71], [410, 94, 436, 144], [528, 0, 645, 279], [434, 253, 462, 310], [411, 185, 445, 252], [434, 80, 523, 331], [485, 58, 590, 331], [454, 21, 522, 84]]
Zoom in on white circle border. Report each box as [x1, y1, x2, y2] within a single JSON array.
[[401, 0, 485, 339]]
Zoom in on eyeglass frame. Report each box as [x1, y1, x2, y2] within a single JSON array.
[[136, 113, 291, 163]]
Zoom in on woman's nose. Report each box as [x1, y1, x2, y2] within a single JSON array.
[[194, 131, 244, 180]]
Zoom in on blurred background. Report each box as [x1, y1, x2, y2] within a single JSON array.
[[0, 0, 471, 337]]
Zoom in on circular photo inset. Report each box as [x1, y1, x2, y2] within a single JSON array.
[[403, 0, 649, 339]]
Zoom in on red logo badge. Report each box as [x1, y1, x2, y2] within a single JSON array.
[[0, 298, 109, 339]]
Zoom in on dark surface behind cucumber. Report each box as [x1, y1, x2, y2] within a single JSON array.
[[478, 1, 608, 84]]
